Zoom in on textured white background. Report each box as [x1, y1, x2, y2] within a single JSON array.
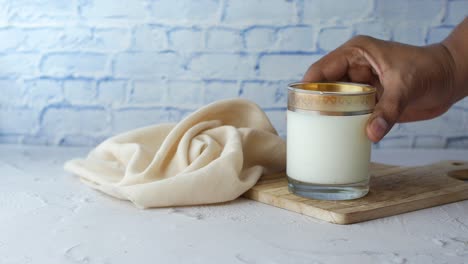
[[0, 0, 467, 148]]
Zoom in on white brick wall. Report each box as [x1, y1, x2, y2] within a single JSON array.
[[41, 53, 108, 76], [0, 0, 467, 148], [318, 27, 353, 51]]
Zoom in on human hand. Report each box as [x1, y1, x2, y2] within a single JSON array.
[[303, 20, 468, 142]]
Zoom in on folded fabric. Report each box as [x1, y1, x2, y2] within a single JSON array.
[[64, 99, 286, 208]]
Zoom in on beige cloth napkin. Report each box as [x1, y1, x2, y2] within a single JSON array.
[[64, 99, 286, 208]]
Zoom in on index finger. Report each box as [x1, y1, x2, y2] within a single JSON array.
[[302, 48, 351, 82]]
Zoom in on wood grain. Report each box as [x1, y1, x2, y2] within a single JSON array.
[[243, 161, 468, 224]]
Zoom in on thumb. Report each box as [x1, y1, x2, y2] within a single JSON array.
[[366, 92, 406, 142]]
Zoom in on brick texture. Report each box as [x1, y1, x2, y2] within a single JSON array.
[[0, 0, 466, 148]]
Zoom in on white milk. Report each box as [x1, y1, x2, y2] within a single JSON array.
[[287, 110, 371, 185]]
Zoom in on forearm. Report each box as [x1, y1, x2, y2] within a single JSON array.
[[442, 17, 468, 100]]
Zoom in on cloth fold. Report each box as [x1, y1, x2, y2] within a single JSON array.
[[64, 99, 286, 208]]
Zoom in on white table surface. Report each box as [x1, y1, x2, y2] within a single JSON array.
[[1, 144, 468, 264]]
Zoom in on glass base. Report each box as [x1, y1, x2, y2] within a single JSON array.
[[287, 177, 369, 200]]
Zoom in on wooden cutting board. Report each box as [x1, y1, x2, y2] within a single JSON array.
[[243, 160, 468, 225]]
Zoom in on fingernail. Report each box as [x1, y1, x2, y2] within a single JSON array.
[[371, 117, 388, 138]]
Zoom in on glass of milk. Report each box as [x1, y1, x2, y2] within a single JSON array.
[[287, 82, 376, 200]]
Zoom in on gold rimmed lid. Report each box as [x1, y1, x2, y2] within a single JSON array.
[[288, 82, 376, 114]]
